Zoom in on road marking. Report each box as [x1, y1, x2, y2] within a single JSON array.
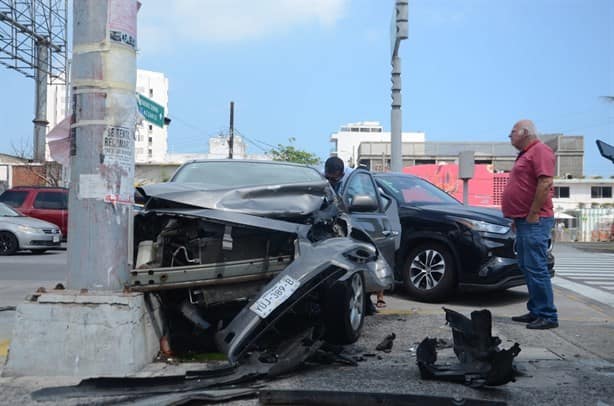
[[553, 276, 614, 308], [0, 339, 9, 357]]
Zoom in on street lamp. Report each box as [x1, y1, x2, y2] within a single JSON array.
[[390, 0, 408, 173]]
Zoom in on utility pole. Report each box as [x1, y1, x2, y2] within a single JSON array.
[[228, 101, 234, 159], [68, 0, 138, 289], [390, 0, 408, 173], [33, 40, 49, 162]]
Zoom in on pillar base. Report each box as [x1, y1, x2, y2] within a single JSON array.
[[3, 290, 161, 377]]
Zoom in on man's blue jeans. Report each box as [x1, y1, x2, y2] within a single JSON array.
[[514, 217, 557, 322]]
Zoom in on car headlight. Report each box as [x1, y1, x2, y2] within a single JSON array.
[[18, 225, 39, 234], [455, 218, 510, 234]]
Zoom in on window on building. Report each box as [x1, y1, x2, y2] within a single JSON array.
[[148, 137, 153, 144], [149, 88, 154, 98], [148, 125, 153, 132], [591, 186, 612, 198], [359, 128, 370, 132], [554, 186, 570, 198], [350, 127, 359, 132], [148, 149, 153, 158], [415, 159, 436, 165]]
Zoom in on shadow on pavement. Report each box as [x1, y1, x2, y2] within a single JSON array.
[[386, 288, 528, 308]]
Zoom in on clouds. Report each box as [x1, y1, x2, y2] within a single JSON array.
[[138, 0, 349, 54]]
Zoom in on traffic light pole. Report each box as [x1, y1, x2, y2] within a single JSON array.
[[67, 0, 138, 290]]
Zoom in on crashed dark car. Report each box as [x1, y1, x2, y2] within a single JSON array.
[[131, 160, 394, 364], [373, 173, 554, 302]]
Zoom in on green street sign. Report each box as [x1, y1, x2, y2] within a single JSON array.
[[137, 93, 165, 128]]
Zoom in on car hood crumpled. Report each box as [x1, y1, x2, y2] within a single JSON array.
[[139, 181, 333, 218]]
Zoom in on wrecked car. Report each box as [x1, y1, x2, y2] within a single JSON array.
[[130, 160, 396, 364]]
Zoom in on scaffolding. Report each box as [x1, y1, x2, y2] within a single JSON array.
[[0, 0, 68, 161], [0, 0, 68, 81]]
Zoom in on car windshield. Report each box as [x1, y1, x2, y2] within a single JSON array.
[[171, 161, 324, 189], [376, 175, 462, 206], [0, 202, 21, 217]]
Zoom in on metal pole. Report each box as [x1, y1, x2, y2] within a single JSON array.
[[390, 56, 402, 172], [68, 0, 138, 290], [33, 40, 49, 162], [228, 101, 234, 159], [463, 180, 469, 205]]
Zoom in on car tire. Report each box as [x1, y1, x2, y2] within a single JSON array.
[[403, 242, 456, 302], [0, 231, 19, 255], [324, 272, 365, 344], [30, 249, 47, 255]]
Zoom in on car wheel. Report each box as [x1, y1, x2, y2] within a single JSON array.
[[30, 249, 47, 255], [0, 231, 19, 255], [403, 242, 456, 302], [324, 272, 365, 344]]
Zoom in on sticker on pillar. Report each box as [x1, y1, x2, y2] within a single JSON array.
[[108, 0, 138, 49], [102, 126, 134, 205]]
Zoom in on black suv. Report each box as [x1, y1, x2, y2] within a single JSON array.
[[373, 172, 554, 302]]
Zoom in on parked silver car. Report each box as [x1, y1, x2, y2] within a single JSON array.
[[0, 202, 62, 255]]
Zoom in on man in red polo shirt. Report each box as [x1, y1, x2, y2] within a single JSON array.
[[502, 119, 558, 329]]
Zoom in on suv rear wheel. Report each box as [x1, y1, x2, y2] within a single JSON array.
[[403, 242, 456, 302], [0, 231, 19, 255], [324, 272, 365, 344]]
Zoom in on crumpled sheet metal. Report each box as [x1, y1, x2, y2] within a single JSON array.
[[30, 327, 351, 403], [416, 307, 521, 387]]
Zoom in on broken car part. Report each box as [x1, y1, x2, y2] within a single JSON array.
[[416, 307, 521, 387]]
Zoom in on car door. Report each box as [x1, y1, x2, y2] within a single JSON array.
[[340, 170, 400, 268], [29, 190, 69, 236]]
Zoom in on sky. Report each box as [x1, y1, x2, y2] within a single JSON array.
[[1, 0, 613, 176]]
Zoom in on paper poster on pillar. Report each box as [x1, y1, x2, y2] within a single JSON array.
[[102, 126, 134, 204], [107, 0, 138, 49]]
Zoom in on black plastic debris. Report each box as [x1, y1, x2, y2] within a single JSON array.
[[375, 333, 396, 353], [416, 307, 521, 387]]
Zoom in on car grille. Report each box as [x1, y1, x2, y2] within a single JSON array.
[[42, 229, 60, 234], [30, 240, 60, 246]]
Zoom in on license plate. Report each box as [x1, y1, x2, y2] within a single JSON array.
[[53, 236, 60, 243], [250, 275, 300, 319]]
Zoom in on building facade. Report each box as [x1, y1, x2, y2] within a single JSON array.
[[329, 121, 425, 170]]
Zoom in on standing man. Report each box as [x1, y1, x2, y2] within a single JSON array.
[[502, 120, 558, 329]]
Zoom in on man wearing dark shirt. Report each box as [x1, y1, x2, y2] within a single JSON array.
[[502, 119, 558, 330]]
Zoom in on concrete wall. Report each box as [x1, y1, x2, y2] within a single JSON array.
[[4, 291, 162, 377]]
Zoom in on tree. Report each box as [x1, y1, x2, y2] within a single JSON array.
[[268, 137, 321, 165]]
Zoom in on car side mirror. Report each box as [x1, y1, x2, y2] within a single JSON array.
[[349, 194, 379, 212]]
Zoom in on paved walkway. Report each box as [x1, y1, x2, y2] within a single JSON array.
[[552, 243, 614, 308]]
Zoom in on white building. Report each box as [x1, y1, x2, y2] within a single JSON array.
[[553, 178, 614, 211], [329, 121, 425, 168], [135, 69, 169, 162]]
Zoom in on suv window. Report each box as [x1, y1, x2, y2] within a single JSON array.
[[0, 190, 28, 208], [33, 191, 68, 210]]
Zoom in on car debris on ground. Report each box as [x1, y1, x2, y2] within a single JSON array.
[[416, 307, 521, 387]]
